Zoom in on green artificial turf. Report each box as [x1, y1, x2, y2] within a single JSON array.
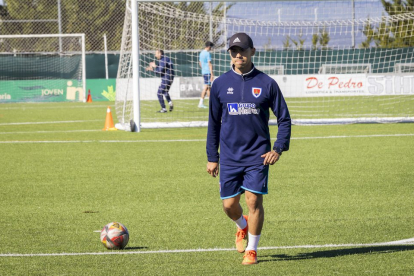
[[0, 102, 413, 275]]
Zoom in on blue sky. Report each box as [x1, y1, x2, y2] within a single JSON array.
[[225, 0, 384, 22], [215, 0, 387, 49]]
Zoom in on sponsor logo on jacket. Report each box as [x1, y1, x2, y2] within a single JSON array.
[[227, 103, 260, 115]]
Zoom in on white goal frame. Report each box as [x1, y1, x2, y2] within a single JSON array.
[[318, 64, 372, 74], [129, 0, 282, 132], [0, 33, 86, 101], [394, 63, 414, 73], [122, 0, 414, 132]]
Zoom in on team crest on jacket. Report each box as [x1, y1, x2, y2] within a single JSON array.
[[252, 87, 262, 98]]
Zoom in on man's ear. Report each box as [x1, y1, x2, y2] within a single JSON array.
[[251, 47, 256, 56]]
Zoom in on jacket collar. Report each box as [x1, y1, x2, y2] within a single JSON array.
[[230, 63, 258, 80]]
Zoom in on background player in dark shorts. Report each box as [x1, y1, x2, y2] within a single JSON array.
[[146, 49, 174, 113]]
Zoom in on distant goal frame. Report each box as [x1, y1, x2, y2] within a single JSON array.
[[0, 33, 87, 101]]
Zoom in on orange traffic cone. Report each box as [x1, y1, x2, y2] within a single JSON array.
[[102, 106, 117, 131], [86, 89, 92, 102]]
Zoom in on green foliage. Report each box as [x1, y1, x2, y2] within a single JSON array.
[[286, 28, 330, 51], [0, 0, 125, 51], [283, 32, 307, 50], [311, 27, 330, 50], [283, 35, 292, 50], [361, 0, 414, 48], [60, 1, 124, 51], [0, 0, 57, 35], [263, 37, 273, 51], [311, 33, 319, 50], [291, 32, 306, 50], [318, 27, 330, 49], [139, 2, 233, 51]]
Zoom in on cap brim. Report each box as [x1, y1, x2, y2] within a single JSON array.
[[227, 45, 249, 51]]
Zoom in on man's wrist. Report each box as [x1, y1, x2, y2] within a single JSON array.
[[274, 147, 283, 155]]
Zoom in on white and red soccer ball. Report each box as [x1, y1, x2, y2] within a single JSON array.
[[100, 222, 129, 250]]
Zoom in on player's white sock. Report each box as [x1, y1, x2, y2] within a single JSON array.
[[199, 98, 203, 106], [246, 233, 261, 251], [168, 101, 173, 106], [234, 215, 247, 230]]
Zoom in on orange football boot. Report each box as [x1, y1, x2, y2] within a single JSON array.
[[242, 250, 258, 265], [235, 215, 248, 253]]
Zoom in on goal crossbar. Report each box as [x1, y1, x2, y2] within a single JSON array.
[[116, 1, 414, 131]]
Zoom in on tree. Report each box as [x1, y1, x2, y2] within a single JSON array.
[[0, 0, 58, 36], [0, 1, 234, 52], [283, 30, 307, 51], [138, 2, 233, 51], [263, 37, 273, 51], [311, 33, 318, 50], [282, 35, 292, 50], [0, 0, 8, 16], [360, 0, 414, 48], [60, 0, 125, 51], [290, 31, 306, 50], [0, 0, 125, 51], [310, 27, 330, 50], [319, 27, 330, 50]]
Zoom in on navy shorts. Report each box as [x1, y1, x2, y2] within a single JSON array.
[[219, 164, 269, 199], [157, 80, 173, 95], [203, 74, 211, 86]]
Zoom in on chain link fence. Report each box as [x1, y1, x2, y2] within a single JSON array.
[[0, 0, 127, 52]]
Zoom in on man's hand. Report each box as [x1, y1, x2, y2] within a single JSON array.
[[207, 162, 219, 177], [146, 61, 156, 71], [260, 150, 280, 165]]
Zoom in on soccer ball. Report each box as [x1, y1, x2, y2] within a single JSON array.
[[100, 222, 129, 250]]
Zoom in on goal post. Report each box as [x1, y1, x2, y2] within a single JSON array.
[[0, 33, 86, 103], [115, 0, 414, 131]]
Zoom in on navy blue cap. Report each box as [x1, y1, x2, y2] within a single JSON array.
[[227, 33, 254, 51]]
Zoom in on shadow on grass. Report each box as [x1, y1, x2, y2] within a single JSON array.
[[260, 245, 414, 262]]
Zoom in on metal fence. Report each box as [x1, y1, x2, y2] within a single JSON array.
[[0, 0, 127, 52]]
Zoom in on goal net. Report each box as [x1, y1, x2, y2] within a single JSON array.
[[0, 34, 86, 102], [116, 0, 414, 130]]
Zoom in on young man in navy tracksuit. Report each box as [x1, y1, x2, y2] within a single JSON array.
[[206, 33, 291, 265], [146, 50, 174, 113]]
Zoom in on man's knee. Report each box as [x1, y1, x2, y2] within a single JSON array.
[[222, 195, 241, 214], [245, 192, 263, 211]]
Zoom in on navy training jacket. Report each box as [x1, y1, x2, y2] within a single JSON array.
[[155, 55, 175, 82], [206, 65, 291, 166]]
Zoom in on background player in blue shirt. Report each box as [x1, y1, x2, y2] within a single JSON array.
[[206, 33, 291, 265], [146, 50, 174, 113], [198, 41, 215, 108]]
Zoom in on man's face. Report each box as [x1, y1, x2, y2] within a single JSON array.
[[155, 50, 161, 60], [229, 46, 255, 71]]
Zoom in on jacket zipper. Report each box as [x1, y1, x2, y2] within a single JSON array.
[[241, 75, 245, 102]]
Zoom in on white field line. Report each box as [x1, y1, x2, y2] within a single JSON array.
[[291, 133, 414, 139], [0, 120, 100, 126], [0, 133, 414, 144], [0, 105, 110, 110], [0, 139, 207, 144], [0, 237, 413, 258], [0, 130, 100, 134]]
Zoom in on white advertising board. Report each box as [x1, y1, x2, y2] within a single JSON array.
[[127, 74, 414, 101]]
